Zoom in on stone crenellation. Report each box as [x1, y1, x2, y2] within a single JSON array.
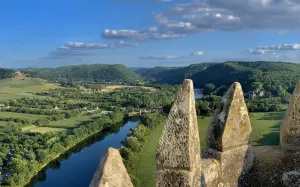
[[90, 79, 300, 187]]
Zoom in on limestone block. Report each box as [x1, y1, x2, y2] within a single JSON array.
[[156, 79, 201, 187], [201, 159, 220, 187], [157, 169, 200, 187], [206, 82, 252, 152], [280, 81, 300, 150], [205, 145, 254, 186], [89, 148, 133, 187]]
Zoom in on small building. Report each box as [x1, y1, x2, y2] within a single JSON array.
[[54, 106, 59, 110]]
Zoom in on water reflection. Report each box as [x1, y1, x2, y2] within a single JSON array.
[[26, 117, 139, 187], [194, 88, 204, 100]]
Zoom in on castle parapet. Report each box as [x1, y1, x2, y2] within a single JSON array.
[[280, 81, 300, 150], [89, 148, 133, 187], [156, 79, 201, 187], [204, 82, 254, 186]]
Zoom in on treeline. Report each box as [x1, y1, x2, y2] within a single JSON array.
[[36, 85, 179, 109], [0, 68, 15, 79], [138, 61, 300, 112], [22, 64, 141, 82], [0, 110, 126, 187], [2, 107, 81, 118], [120, 113, 166, 185], [138, 61, 300, 94], [8, 97, 93, 110]]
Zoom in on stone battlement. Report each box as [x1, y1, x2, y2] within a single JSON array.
[[90, 80, 300, 187]]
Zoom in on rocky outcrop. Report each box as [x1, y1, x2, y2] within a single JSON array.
[[280, 81, 300, 150], [89, 148, 133, 187], [156, 79, 201, 187], [204, 82, 254, 186]]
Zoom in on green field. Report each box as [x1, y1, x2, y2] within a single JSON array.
[[22, 125, 66, 133], [46, 113, 103, 129], [134, 112, 283, 187], [0, 77, 60, 102], [0, 121, 18, 127], [0, 111, 47, 120]]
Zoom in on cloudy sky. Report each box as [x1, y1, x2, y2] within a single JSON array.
[[1, 0, 300, 68]]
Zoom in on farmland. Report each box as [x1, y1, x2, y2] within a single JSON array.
[[0, 77, 59, 102]]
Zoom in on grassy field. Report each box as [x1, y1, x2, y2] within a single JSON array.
[[46, 113, 103, 129], [22, 125, 66, 133], [0, 77, 60, 102], [134, 112, 284, 187], [101, 85, 157, 92], [0, 111, 47, 120]]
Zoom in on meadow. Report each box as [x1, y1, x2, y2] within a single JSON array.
[[99, 85, 157, 92], [0, 111, 47, 120], [46, 113, 103, 129], [0, 77, 59, 102], [134, 112, 283, 187]]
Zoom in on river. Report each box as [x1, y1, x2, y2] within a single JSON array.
[[27, 89, 202, 187], [194, 88, 204, 100], [26, 118, 139, 187]]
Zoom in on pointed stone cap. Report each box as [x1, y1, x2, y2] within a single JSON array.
[[206, 82, 252, 152], [156, 79, 201, 169], [89, 148, 133, 187], [280, 81, 300, 149]]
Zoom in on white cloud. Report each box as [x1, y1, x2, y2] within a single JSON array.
[[248, 49, 270, 55], [151, 33, 187, 40], [153, 0, 300, 35], [115, 41, 139, 47], [249, 43, 300, 55], [45, 41, 138, 60], [124, 0, 173, 2], [190, 50, 204, 56], [148, 26, 158, 32], [139, 56, 177, 60], [66, 42, 111, 49], [256, 43, 300, 51], [102, 29, 147, 41]]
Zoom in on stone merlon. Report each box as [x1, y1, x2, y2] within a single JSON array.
[[280, 81, 300, 150], [156, 79, 201, 187], [89, 148, 133, 187]]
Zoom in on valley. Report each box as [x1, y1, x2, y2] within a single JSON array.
[[0, 61, 297, 187]]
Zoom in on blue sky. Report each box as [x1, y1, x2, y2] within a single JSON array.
[[1, 0, 300, 68]]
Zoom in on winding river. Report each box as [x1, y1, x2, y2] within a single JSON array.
[[26, 89, 202, 187], [26, 118, 139, 187]]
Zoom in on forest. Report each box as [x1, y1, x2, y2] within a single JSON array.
[[0, 78, 177, 187]]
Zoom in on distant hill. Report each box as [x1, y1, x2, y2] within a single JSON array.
[[136, 61, 300, 93], [134, 63, 217, 84], [23, 64, 141, 82]]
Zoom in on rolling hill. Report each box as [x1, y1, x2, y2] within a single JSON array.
[[23, 64, 141, 82], [135, 61, 300, 93]]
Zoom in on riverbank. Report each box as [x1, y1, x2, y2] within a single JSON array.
[[2, 114, 129, 187], [23, 123, 121, 187]]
